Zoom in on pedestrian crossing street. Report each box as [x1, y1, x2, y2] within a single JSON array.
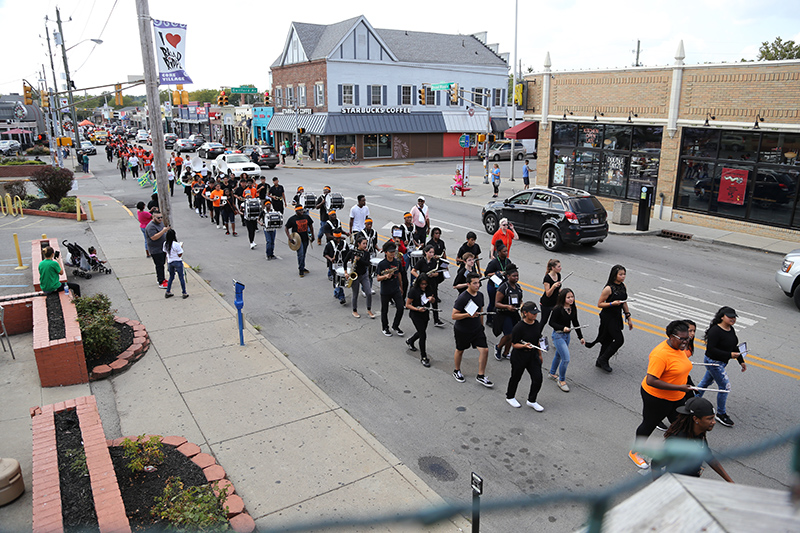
[[627, 286, 763, 330]]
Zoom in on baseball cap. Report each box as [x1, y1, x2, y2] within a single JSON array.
[[676, 397, 715, 418], [721, 306, 738, 318], [521, 302, 539, 315], [418, 196, 425, 202]]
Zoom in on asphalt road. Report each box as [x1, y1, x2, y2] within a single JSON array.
[[7, 147, 798, 531]]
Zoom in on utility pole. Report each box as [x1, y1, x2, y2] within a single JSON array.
[[135, 0, 171, 227], [56, 7, 81, 163], [44, 24, 64, 167], [509, 0, 518, 181]]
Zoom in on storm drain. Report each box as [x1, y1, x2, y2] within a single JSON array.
[[659, 229, 693, 241]]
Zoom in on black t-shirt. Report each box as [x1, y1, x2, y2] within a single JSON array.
[[654, 429, 709, 477], [511, 319, 543, 356], [704, 325, 740, 363], [427, 238, 446, 258], [285, 214, 313, 243], [549, 306, 583, 340], [257, 182, 268, 200], [323, 240, 348, 265], [345, 249, 371, 276], [453, 265, 479, 293], [407, 285, 433, 316], [377, 258, 401, 294], [324, 218, 342, 239], [316, 193, 330, 222], [497, 281, 523, 312], [416, 258, 441, 286], [456, 242, 481, 262], [453, 290, 484, 333], [484, 257, 509, 287], [540, 273, 561, 307], [268, 184, 285, 211]]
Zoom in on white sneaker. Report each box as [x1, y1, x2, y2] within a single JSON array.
[[526, 401, 544, 412], [250, 242, 256, 249], [217, 225, 221, 229], [506, 397, 521, 408], [195, 208, 199, 214]]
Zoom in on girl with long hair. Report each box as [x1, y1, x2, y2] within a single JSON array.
[[539, 258, 562, 327], [405, 273, 435, 367], [163, 229, 188, 299], [587, 264, 632, 373], [548, 288, 584, 392]]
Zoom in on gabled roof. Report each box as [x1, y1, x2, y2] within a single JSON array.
[[272, 16, 507, 68]]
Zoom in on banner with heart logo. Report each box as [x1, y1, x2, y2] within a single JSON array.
[[152, 19, 193, 85]]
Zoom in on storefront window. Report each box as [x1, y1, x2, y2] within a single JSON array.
[[552, 150, 574, 187], [603, 125, 632, 151], [632, 126, 663, 151], [335, 135, 356, 160], [628, 155, 660, 199], [552, 123, 577, 145], [682, 128, 719, 158], [707, 164, 754, 219], [577, 124, 603, 148], [676, 159, 715, 212], [760, 133, 800, 165], [599, 154, 628, 198], [573, 150, 602, 192], [364, 134, 392, 158], [719, 131, 759, 161], [750, 168, 799, 226]]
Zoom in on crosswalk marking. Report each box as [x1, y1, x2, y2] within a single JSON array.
[[628, 286, 761, 330]]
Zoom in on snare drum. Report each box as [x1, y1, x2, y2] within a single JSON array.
[[265, 212, 283, 229], [369, 256, 382, 277], [409, 249, 424, 268], [334, 265, 347, 287], [326, 192, 345, 210], [301, 193, 317, 209]]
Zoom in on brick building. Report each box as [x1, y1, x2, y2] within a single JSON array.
[[268, 15, 509, 161], [520, 42, 800, 239]]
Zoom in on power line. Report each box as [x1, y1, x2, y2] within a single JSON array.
[[73, 0, 119, 74]]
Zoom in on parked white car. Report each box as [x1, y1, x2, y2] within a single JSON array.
[[0, 139, 22, 156], [211, 153, 261, 178], [776, 249, 800, 311]]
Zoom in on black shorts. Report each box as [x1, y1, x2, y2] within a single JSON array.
[[455, 328, 488, 351], [222, 210, 235, 223]]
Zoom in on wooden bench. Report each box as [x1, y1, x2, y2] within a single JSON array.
[[31, 239, 67, 292]]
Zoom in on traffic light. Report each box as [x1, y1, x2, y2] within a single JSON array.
[[488, 134, 496, 143], [222, 91, 229, 106], [297, 128, 305, 134], [477, 134, 486, 143], [41, 90, 50, 108], [450, 84, 459, 104], [217, 91, 224, 106], [23, 84, 33, 105], [514, 83, 523, 106], [418, 86, 426, 106], [172, 87, 181, 105], [264, 90, 271, 105], [115, 84, 123, 106]]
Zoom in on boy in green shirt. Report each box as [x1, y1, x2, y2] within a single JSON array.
[[39, 246, 80, 296]]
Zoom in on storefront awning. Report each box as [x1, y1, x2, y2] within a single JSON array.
[[267, 113, 328, 135], [325, 112, 445, 135], [441, 111, 490, 133], [504, 120, 539, 140], [491, 118, 509, 133]]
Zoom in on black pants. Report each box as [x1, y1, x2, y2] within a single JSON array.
[[119, 166, 126, 179], [506, 350, 542, 402], [539, 306, 554, 330], [597, 326, 625, 365], [408, 312, 429, 357], [636, 387, 685, 439], [185, 188, 193, 208], [413, 226, 427, 245], [430, 283, 441, 322], [194, 194, 206, 214], [245, 219, 258, 243], [381, 289, 404, 330], [131, 165, 139, 179], [150, 251, 166, 283], [168, 180, 174, 196]]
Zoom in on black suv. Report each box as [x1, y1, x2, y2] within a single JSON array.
[[481, 186, 608, 251]]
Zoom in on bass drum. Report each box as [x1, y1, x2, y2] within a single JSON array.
[[326, 192, 345, 211], [265, 212, 283, 229], [301, 193, 317, 210]]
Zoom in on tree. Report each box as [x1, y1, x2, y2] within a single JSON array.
[[188, 89, 219, 104], [757, 37, 800, 61]]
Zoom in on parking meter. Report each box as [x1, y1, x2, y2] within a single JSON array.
[[233, 279, 245, 346], [636, 185, 655, 232]]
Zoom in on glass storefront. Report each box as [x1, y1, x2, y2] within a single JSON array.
[[550, 123, 662, 201], [676, 128, 800, 228], [334, 135, 356, 160], [364, 134, 392, 158]]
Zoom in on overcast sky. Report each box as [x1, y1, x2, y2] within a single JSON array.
[[3, 0, 799, 96]]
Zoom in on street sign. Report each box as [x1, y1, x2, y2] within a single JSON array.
[[431, 82, 453, 91], [459, 134, 470, 148], [231, 86, 258, 94]]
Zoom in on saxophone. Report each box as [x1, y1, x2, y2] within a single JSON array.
[[346, 250, 363, 288]]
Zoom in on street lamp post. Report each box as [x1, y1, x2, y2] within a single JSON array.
[[55, 7, 81, 160]]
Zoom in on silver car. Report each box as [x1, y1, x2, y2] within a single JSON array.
[[484, 141, 527, 161], [0, 139, 21, 156], [776, 249, 800, 310]]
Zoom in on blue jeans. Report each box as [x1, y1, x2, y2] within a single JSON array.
[[167, 261, 186, 294], [263, 228, 276, 257], [550, 331, 571, 381], [697, 356, 730, 414], [295, 240, 308, 272], [140, 227, 148, 252]]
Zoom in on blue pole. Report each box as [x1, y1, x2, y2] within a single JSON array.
[[233, 279, 245, 346]]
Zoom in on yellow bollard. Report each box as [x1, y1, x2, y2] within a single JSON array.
[[13, 233, 29, 270], [42, 234, 47, 239], [76, 197, 82, 222], [87, 200, 96, 222], [13, 196, 24, 218]]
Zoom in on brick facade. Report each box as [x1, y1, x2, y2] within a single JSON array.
[[271, 60, 328, 112], [523, 58, 800, 240]]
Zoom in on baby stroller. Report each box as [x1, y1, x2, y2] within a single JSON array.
[[61, 240, 112, 278]]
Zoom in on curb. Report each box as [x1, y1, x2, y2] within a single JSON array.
[[89, 317, 150, 380]]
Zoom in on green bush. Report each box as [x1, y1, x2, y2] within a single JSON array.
[[121, 434, 165, 473], [152, 477, 229, 532], [2, 180, 26, 198], [26, 146, 50, 156], [39, 203, 59, 211], [18, 199, 30, 209], [74, 293, 113, 317], [59, 196, 77, 212], [30, 165, 74, 203], [74, 293, 119, 364], [0, 157, 43, 166]]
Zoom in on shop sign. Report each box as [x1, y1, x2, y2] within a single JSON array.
[[718, 167, 748, 205], [280, 108, 312, 115], [196, 106, 206, 116], [341, 107, 411, 114]]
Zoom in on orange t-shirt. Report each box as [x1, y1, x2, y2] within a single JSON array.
[[492, 228, 514, 256], [641, 340, 693, 401], [210, 189, 224, 207], [175, 156, 184, 166]]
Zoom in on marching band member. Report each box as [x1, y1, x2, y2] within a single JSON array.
[[191, 174, 207, 217], [453, 252, 479, 294], [456, 231, 482, 273], [242, 189, 262, 249], [452, 273, 493, 388], [323, 210, 348, 243], [405, 273, 435, 367], [391, 226, 409, 300], [323, 230, 350, 304], [411, 245, 445, 328], [426, 227, 447, 260], [208, 182, 224, 228], [315, 186, 332, 245], [291, 186, 305, 207], [258, 199, 279, 260], [493, 264, 523, 361], [220, 186, 238, 236], [359, 218, 378, 256], [483, 242, 510, 326], [344, 236, 374, 319], [377, 241, 405, 337], [285, 205, 314, 277]]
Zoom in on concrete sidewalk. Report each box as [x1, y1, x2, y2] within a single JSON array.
[[0, 196, 468, 532]]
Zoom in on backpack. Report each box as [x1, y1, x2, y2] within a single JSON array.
[[244, 198, 261, 221]]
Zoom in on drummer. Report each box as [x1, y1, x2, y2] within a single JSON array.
[[359, 218, 379, 256], [323, 229, 350, 304], [315, 186, 332, 245], [291, 186, 305, 207], [258, 199, 279, 260], [323, 210, 349, 243]]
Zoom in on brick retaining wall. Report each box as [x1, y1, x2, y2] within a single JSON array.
[[32, 291, 88, 387]]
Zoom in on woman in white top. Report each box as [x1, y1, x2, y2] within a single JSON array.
[[163, 229, 188, 299]]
